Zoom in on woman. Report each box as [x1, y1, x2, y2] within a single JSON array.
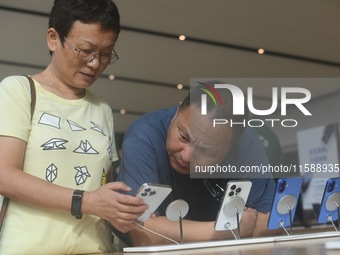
[[0, 0, 146, 254]]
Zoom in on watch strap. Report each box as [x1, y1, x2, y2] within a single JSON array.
[[71, 190, 84, 219]]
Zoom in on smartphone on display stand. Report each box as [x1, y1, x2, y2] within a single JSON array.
[[135, 183, 172, 222], [267, 177, 303, 231], [318, 178, 340, 225], [215, 180, 252, 231]]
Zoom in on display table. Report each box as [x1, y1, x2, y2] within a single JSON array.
[[93, 228, 340, 255]]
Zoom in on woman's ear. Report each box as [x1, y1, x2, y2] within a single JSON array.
[[47, 28, 59, 53]]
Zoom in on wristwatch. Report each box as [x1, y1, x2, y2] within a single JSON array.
[[71, 190, 84, 219]]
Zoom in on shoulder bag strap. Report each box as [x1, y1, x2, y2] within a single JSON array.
[[0, 75, 36, 231], [0, 198, 8, 231], [27, 76, 36, 119]]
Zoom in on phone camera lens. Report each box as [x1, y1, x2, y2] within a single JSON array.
[[236, 187, 241, 193], [141, 192, 147, 197], [231, 185, 236, 190], [145, 188, 151, 192], [278, 180, 286, 193], [150, 191, 156, 196], [229, 191, 234, 197], [328, 181, 335, 192]]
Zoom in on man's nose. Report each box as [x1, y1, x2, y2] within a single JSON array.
[[180, 144, 190, 164]]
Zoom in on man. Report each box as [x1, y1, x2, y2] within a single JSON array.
[[118, 82, 281, 246]]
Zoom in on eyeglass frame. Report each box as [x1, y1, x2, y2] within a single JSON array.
[[63, 36, 119, 65], [203, 178, 270, 208]]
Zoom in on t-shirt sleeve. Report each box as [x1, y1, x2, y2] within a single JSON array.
[[117, 133, 161, 195], [227, 127, 272, 179], [247, 178, 276, 213], [236, 127, 276, 212], [0, 76, 32, 141]]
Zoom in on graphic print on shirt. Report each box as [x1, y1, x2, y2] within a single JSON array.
[[46, 163, 58, 182], [39, 112, 61, 129], [75, 166, 91, 185], [67, 119, 86, 131], [73, 140, 99, 154], [41, 138, 68, 150], [107, 146, 112, 161], [37, 112, 109, 186], [91, 121, 107, 136]]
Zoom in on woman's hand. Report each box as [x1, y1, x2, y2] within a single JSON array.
[[83, 182, 148, 233]]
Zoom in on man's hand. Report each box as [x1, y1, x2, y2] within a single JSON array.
[[239, 207, 258, 237]]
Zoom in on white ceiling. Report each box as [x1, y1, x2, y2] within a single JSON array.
[[0, 0, 340, 133]]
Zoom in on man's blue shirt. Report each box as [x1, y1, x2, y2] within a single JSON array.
[[118, 106, 275, 221]]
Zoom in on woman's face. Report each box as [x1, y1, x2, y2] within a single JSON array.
[[48, 21, 118, 90]]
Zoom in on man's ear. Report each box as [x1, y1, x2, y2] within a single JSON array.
[[171, 101, 183, 123], [177, 101, 183, 111], [47, 27, 60, 53]]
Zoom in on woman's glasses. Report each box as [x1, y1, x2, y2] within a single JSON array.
[[63, 36, 119, 65]]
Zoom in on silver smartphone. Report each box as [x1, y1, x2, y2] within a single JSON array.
[[135, 183, 172, 222], [215, 180, 252, 230]]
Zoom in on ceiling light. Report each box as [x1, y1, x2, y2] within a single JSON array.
[[177, 84, 184, 90], [178, 35, 186, 41], [258, 48, 265, 55], [108, 74, 115, 80], [120, 109, 126, 115]]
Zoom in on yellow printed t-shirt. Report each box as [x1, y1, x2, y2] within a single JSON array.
[[0, 76, 118, 254]]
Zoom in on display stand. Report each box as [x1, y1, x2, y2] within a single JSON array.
[[325, 192, 340, 231], [235, 207, 240, 240], [217, 196, 246, 239], [276, 195, 298, 235], [165, 199, 189, 244]]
